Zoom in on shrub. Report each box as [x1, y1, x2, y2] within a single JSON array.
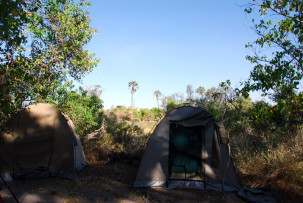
[[46, 85, 103, 139], [103, 115, 147, 152]]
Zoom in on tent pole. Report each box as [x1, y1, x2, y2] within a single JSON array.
[[222, 142, 231, 197]]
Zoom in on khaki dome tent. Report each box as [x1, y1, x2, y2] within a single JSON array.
[[0, 103, 86, 179], [133, 106, 240, 191]]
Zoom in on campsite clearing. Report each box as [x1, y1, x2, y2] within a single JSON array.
[[0, 158, 245, 203], [0, 105, 245, 202]]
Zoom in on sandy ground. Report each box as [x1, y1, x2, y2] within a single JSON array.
[[0, 158, 245, 203]]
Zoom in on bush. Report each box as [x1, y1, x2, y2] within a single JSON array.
[[45, 85, 103, 139], [150, 107, 164, 120], [84, 113, 150, 162], [103, 115, 148, 151]]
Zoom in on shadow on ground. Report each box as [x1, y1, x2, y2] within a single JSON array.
[[1, 158, 244, 203]]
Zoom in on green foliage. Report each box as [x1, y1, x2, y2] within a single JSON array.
[[150, 107, 165, 120], [137, 108, 150, 121], [45, 84, 104, 138], [165, 100, 180, 113], [0, 0, 99, 128], [241, 0, 303, 129], [249, 100, 273, 126]]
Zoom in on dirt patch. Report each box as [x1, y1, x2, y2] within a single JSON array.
[[1, 158, 244, 203]]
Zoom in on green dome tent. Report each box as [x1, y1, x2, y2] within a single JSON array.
[[133, 106, 240, 191], [0, 103, 86, 180]]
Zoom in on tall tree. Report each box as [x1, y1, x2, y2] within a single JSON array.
[[128, 80, 139, 107], [86, 85, 103, 97], [196, 86, 206, 99], [186, 84, 194, 104], [0, 0, 99, 127], [153, 90, 162, 109], [241, 0, 303, 126]]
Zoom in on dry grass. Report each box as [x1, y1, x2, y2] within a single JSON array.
[[134, 121, 157, 134], [233, 132, 303, 202]]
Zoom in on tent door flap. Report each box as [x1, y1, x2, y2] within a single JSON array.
[[168, 123, 205, 180]]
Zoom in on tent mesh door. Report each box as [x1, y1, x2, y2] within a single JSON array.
[[168, 123, 205, 180]]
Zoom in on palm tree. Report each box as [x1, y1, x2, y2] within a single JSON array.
[[153, 90, 162, 109], [128, 81, 139, 107]]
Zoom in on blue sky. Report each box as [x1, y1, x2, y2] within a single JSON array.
[[77, 0, 260, 109]]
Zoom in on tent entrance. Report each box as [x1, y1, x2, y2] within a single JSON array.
[[168, 123, 205, 180]]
